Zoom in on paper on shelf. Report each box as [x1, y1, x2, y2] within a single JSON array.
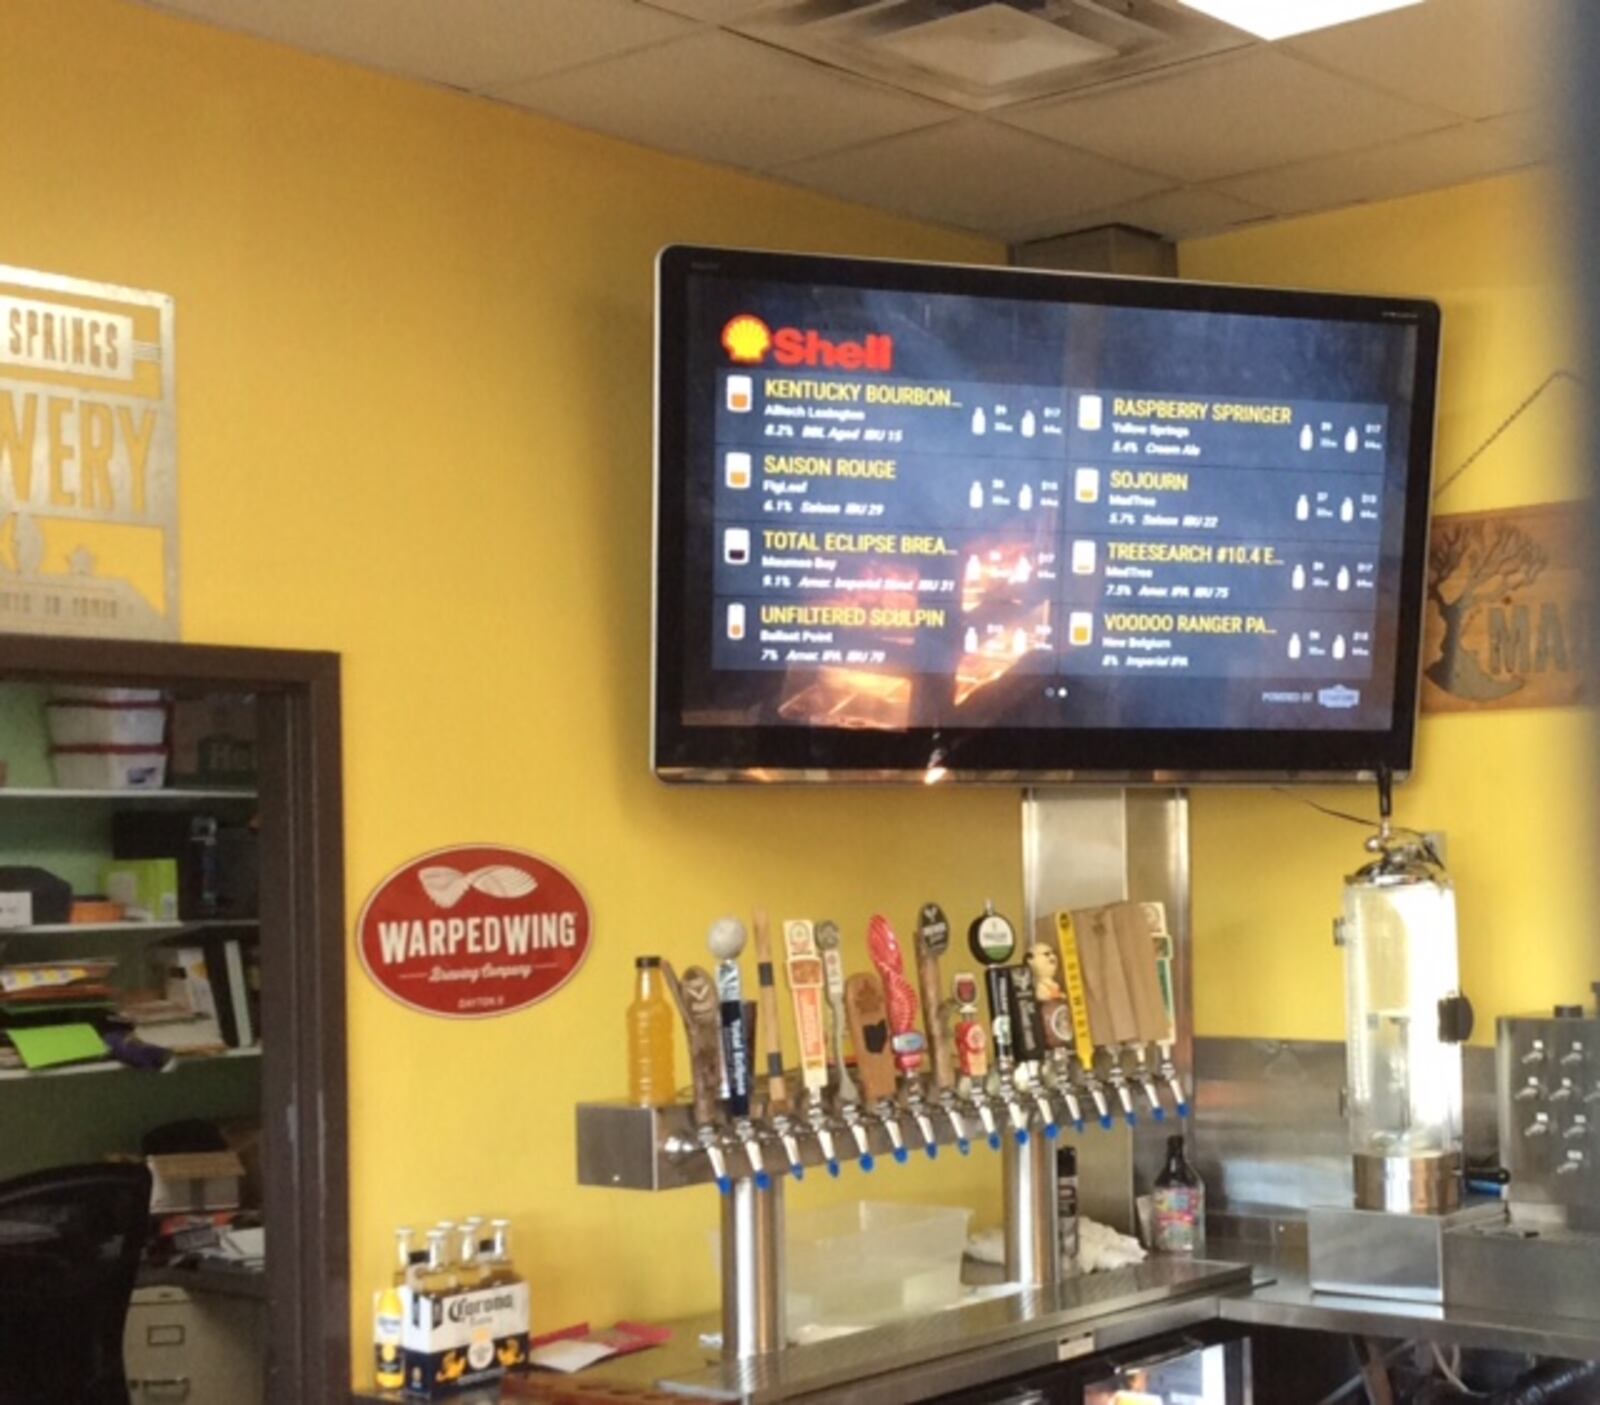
[[9, 1023, 109, 1068]]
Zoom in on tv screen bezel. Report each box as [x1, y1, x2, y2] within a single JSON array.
[[653, 244, 1441, 785]]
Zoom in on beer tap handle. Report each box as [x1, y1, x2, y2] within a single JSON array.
[[678, 965, 722, 1127], [815, 921, 860, 1107], [1009, 964, 1057, 1141], [915, 903, 957, 1093], [751, 910, 790, 1113], [707, 919, 752, 1119], [846, 972, 909, 1164], [782, 919, 836, 1175], [866, 915, 927, 1077]]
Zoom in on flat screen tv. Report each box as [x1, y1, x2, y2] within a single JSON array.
[[653, 245, 1440, 784]]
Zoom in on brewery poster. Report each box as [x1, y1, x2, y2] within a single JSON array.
[[0, 265, 177, 639], [356, 845, 593, 1018], [1421, 501, 1589, 713]]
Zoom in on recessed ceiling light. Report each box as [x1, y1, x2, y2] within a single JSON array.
[[1177, 0, 1424, 42]]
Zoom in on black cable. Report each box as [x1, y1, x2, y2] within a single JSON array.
[[1271, 786, 1378, 829]]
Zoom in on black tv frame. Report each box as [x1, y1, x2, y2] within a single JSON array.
[[653, 244, 1441, 785]]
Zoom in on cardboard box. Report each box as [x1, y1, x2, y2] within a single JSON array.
[[376, 1281, 530, 1397], [148, 1150, 244, 1213]]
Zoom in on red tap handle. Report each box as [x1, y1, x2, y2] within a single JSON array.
[[866, 915, 925, 1074]]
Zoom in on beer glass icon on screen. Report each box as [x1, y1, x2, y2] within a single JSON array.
[[727, 375, 754, 413], [725, 451, 752, 489], [1077, 395, 1103, 431], [1068, 612, 1094, 647], [727, 603, 747, 640], [1075, 468, 1100, 504]]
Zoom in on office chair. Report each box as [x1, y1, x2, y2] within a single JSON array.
[[0, 1161, 152, 1405]]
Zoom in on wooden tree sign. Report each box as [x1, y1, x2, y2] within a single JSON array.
[[1421, 502, 1590, 713]]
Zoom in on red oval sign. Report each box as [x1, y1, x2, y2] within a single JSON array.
[[356, 845, 591, 1018]]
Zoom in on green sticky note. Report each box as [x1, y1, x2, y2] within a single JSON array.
[[8, 1024, 109, 1069]]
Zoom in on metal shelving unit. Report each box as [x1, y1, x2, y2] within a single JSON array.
[[4, 919, 259, 936], [0, 788, 256, 801], [0, 1047, 261, 1081]]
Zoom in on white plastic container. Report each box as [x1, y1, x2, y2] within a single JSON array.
[[49, 746, 169, 791], [782, 1201, 972, 1332], [46, 702, 167, 748]]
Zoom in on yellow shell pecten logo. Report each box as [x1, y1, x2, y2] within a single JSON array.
[[722, 314, 772, 365]]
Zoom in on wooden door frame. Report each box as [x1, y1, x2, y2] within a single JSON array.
[[0, 635, 349, 1404]]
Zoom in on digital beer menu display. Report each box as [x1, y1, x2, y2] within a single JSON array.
[[654, 246, 1440, 782]]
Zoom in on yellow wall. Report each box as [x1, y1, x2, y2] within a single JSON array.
[[1181, 171, 1595, 1041], [0, 0, 1018, 1378], [10, 0, 1596, 1377]]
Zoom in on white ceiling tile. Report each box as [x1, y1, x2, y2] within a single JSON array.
[[772, 119, 1170, 240], [998, 48, 1454, 182], [1212, 113, 1551, 216], [494, 31, 954, 170], [144, 0, 697, 90], [1042, 186, 1272, 243], [1285, 0, 1560, 120]]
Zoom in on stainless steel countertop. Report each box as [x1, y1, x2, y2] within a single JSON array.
[[351, 1258, 1249, 1403], [1210, 1238, 1600, 1361], [352, 1241, 1600, 1402]]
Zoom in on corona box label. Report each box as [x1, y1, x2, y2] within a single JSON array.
[[0, 265, 177, 638], [377, 1281, 530, 1396]]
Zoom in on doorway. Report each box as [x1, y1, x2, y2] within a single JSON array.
[[0, 634, 348, 1403]]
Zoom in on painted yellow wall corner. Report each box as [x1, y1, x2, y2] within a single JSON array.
[[1181, 171, 1597, 1043]]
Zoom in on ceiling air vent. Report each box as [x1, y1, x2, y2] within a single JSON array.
[[731, 0, 1253, 112]]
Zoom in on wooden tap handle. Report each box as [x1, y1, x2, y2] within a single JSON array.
[[752, 909, 789, 1109], [917, 947, 955, 1090], [678, 965, 726, 1126], [844, 973, 899, 1103], [915, 903, 955, 1091]]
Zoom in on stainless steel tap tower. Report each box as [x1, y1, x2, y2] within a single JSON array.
[[577, 788, 1193, 1362]]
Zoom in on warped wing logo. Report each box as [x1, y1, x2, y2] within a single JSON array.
[[419, 864, 538, 910]]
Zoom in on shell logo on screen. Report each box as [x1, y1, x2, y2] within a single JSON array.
[[722, 314, 773, 364]]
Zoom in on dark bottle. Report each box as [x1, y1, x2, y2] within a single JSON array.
[[1152, 1134, 1205, 1257], [1055, 1146, 1079, 1271]]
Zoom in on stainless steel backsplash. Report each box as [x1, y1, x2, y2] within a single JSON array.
[[1192, 1036, 1498, 1212]]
